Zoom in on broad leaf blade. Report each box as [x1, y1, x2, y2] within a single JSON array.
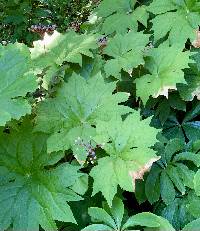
[[0, 43, 37, 125]]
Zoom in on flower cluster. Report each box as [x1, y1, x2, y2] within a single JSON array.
[[29, 24, 57, 36], [74, 137, 104, 164]]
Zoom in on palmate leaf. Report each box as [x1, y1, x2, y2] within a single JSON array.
[[103, 31, 150, 79], [35, 73, 132, 162], [145, 138, 198, 206], [147, 0, 200, 45], [155, 196, 194, 230], [83, 198, 175, 231], [163, 103, 200, 141], [0, 122, 83, 231], [178, 51, 200, 101], [90, 113, 159, 206], [96, 0, 148, 35], [145, 92, 186, 125], [135, 42, 192, 104], [30, 31, 98, 89], [0, 43, 37, 126]]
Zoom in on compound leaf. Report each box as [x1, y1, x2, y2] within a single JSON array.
[[122, 212, 175, 231]]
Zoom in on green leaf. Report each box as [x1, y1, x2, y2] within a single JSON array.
[[182, 103, 200, 141], [167, 166, 186, 195], [135, 179, 147, 204], [147, 138, 196, 203], [90, 113, 159, 206], [35, 73, 131, 163], [88, 207, 116, 229], [122, 212, 175, 231], [168, 92, 186, 111], [164, 138, 185, 164], [70, 174, 88, 195], [0, 123, 82, 231], [30, 31, 98, 89], [159, 197, 194, 230], [182, 218, 200, 231], [103, 31, 149, 79], [135, 42, 192, 103], [148, 0, 200, 45], [82, 224, 113, 231], [194, 170, 200, 196], [163, 106, 200, 141], [178, 66, 200, 101], [187, 191, 200, 218], [0, 43, 37, 126], [84, 197, 124, 230], [163, 114, 185, 140], [96, 0, 132, 18], [145, 165, 161, 204], [90, 157, 120, 207], [156, 99, 171, 125], [96, 0, 148, 34], [176, 163, 195, 189], [191, 139, 200, 153], [173, 152, 200, 166], [110, 197, 124, 230], [160, 171, 175, 205]]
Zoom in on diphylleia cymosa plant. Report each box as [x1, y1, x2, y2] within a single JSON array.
[[1, 0, 200, 230]]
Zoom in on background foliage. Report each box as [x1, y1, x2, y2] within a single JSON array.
[[0, 0, 95, 44]]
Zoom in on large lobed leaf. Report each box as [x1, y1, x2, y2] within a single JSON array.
[[135, 42, 192, 104], [90, 113, 159, 206], [0, 43, 37, 126], [35, 73, 132, 162], [96, 0, 148, 35], [30, 31, 98, 89], [103, 31, 150, 79], [148, 0, 200, 45], [0, 122, 83, 230]]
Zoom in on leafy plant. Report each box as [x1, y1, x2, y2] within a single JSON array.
[[82, 197, 175, 231], [145, 138, 200, 205], [90, 113, 159, 206], [0, 121, 85, 230], [0, 43, 37, 125], [2, 0, 200, 230], [147, 0, 200, 45]]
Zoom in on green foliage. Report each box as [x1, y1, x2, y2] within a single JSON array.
[[104, 31, 150, 79], [0, 121, 84, 230], [82, 197, 175, 231], [35, 73, 132, 162], [0, 0, 94, 44], [90, 113, 159, 206], [96, 0, 148, 35], [30, 31, 98, 89], [135, 42, 192, 103], [0, 43, 37, 125], [2, 0, 200, 230], [145, 138, 200, 205], [148, 0, 200, 45]]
